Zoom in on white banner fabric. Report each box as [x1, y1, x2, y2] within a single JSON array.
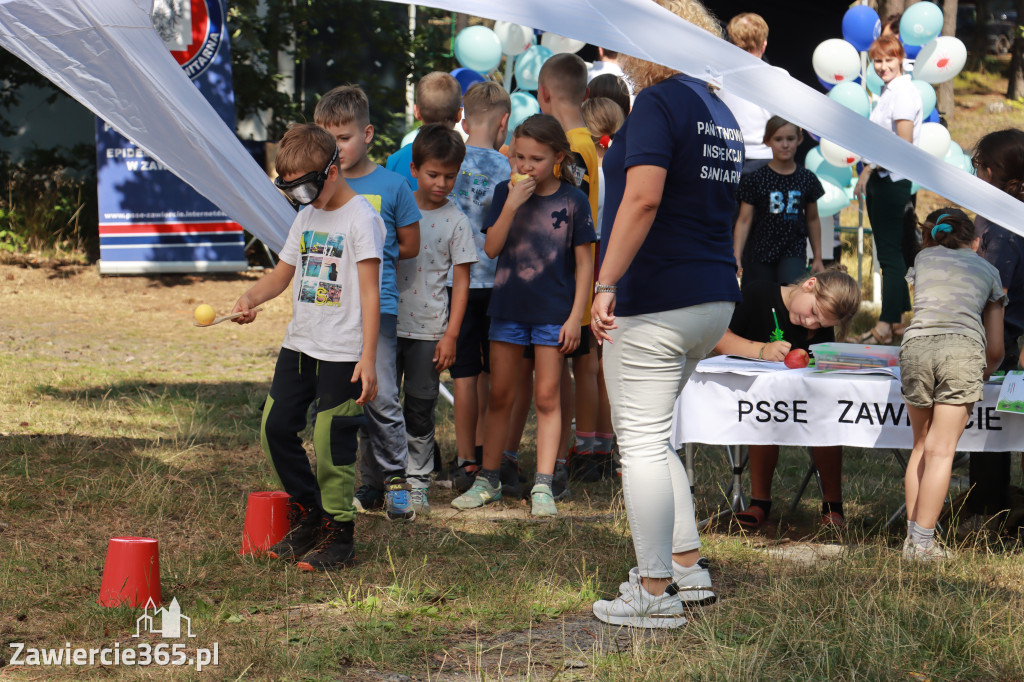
[[0, 0, 293, 252], [671, 363, 1023, 452], [382, 0, 1024, 238]]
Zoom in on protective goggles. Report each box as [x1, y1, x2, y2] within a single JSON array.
[[274, 147, 338, 205]]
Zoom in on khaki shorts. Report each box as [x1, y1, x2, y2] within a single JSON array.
[[900, 334, 985, 408]]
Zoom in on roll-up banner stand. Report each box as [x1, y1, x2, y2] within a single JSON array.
[[96, 0, 248, 275]]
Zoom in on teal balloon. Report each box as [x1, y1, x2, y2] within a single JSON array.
[[514, 45, 552, 91], [505, 91, 540, 145], [912, 80, 937, 118], [866, 63, 884, 95], [828, 81, 871, 117], [900, 2, 944, 46], [943, 140, 964, 165], [806, 146, 855, 189], [910, 182, 921, 194], [453, 26, 503, 74], [816, 180, 853, 218]]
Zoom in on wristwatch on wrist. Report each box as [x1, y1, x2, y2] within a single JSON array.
[[594, 282, 617, 294]]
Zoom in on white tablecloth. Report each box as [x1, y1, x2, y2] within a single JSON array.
[[671, 361, 1023, 452]]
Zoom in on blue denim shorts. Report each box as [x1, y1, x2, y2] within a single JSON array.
[[489, 318, 562, 347]]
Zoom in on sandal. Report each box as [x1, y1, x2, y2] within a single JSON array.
[[849, 326, 893, 345], [820, 511, 847, 528], [734, 505, 768, 529]]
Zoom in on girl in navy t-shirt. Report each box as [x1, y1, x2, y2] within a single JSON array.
[[733, 116, 826, 285], [450, 114, 596, 517]]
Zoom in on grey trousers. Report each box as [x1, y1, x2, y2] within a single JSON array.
[[396, 337, 441, 489], [358, 314, 409, 489]]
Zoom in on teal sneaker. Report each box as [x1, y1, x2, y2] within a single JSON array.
[[451, 477, 502, 509], [385, 477, 415, 521], [409, 488, 430, 517], [531, 484, 558, 517]]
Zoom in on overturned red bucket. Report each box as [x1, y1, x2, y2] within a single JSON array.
[[240, 491, 291, 555], [97, 537, 161, 607]]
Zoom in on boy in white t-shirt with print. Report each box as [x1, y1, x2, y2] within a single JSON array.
[[397, 124, 477, 516], [231, 123, 384, 571]]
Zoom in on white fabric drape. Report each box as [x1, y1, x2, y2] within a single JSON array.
[[0, 0, 293, 252], [383, 0, 1023, 236], [0, 0, 1020, 249]]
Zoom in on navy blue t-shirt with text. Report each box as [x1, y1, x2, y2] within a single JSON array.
[[483, 180, 596, 325], [600, 74, 743, 316]]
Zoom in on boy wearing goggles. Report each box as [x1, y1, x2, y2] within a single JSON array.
[[231, 123, 384, 571]]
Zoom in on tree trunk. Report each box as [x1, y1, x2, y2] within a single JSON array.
[[937, 0, 958, 119], [1009, 0, 1024, 99], [970, 0, 990, 72]]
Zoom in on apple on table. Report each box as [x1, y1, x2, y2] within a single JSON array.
[[784, 348, 810, 369]]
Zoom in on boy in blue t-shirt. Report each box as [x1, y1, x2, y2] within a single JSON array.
[[385, 72, 463, 190], [231, 123, 383, 571], [447, 81, 511, 490], [314, 85, 422, 520]]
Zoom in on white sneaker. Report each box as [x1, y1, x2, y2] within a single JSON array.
[[903, 538, 951, 562], [672, 558, 717, 606], [592, 572, 687, 629]]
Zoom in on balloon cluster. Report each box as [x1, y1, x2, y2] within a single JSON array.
[[808, 2, 972, 209], [446, 23, 584, 144]]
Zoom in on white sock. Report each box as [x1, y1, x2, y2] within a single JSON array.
[[911, 524, 935, 549]]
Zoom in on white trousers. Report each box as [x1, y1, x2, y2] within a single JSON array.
[[603, 301, 734, 578]]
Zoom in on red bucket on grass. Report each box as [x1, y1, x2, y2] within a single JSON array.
[[240, 491, 291, 555], [97, 537, 161, 607]]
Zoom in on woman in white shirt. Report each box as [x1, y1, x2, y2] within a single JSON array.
[[853, 35, 922, 344]]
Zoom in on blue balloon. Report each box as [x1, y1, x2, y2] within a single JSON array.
[[806, 146, 855, 189], [912, 80, 936, 118], [817, 75, 835, 92], [842, 5, 881, 52], [505, 91, 541, 145], [453, 26, 503, 73], [900, 1, 944, 46], [903, 42, 922, 59], [866, 63, 884, 95], [513, 45, 552, 91], [926, 108, 940, 123], [828, 81, 871, 117], [450, 67, 486, 95]]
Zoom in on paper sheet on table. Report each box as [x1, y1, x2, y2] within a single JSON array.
[[695, 356, 786, 376], [812, 366, 901, 379], [995, 371, 1024, 414]]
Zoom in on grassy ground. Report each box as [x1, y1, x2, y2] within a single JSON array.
[[1, 262, 1023, 680]]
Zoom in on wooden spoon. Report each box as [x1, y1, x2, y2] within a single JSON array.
[[193, 306, 264, 327]]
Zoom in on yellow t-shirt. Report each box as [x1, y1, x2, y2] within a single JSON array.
[[562, 127, 600, 327]]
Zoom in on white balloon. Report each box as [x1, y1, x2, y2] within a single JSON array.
[[540, 32, 585, 54], [493, 21, 534, 57], [912, 36, 968, 84], [820, 138, 861, 167], [812, 39, 861, 85], [918, 122, 951, 158]]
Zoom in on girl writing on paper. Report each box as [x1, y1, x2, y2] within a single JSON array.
[[713, 267, 860, 529]]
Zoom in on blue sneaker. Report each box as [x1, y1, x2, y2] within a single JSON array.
[[384, 477, 415, 521]]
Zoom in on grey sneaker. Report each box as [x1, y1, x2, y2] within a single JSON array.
[[451, 476, 502, 509], [409, 488, 430, 517], [592, 572, 686, 629], [552, 461, 571, 501], [531, 483, 558, 517]]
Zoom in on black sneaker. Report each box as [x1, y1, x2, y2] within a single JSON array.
[[569, 451, 603, 483], [450, 462, 480, 495], [353, 484, 384, 512], [296, 519, 355, 571], [596, 450, 616, 480], [267, 501, 324, 561], [500, 459, 522, 499], [553, 460, 571, 501]]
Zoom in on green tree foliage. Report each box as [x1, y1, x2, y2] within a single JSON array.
[[228, 0, 456, 149]]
